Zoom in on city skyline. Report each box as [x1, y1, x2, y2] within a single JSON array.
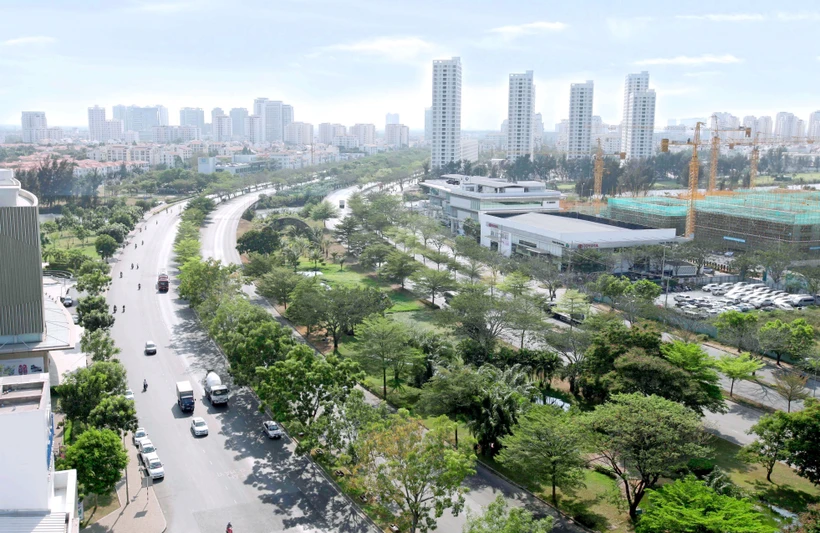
[[1, 1, 818, 129]]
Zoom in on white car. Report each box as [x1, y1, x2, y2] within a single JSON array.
[[262, 421, 284, 439], [703, 284, 719, 292], [143, 452, 165, 479], [132, 427, 149, 447], [144, 341, 157, 355], [139, 439, 158, 465], [124, 389, 135, 401], [775, 302, 795, 311], [190, 417, 209, 437]]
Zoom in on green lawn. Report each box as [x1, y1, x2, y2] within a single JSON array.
[[296, 260, 423, 313]]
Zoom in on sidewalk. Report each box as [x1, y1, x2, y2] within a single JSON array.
[[85, 435, 165, 533]]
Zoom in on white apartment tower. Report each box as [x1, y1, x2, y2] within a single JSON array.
[[87, 105, 107, 142], [212, 115, 232, 142], [756, 116, 773, 137], [282, 104, 294, 133], [775, 112, 800, 139], [350, 123, 376, 145], [264, 101, 284, 142], [21, 112, 47, 143], [567, 80, 594, 159], [621, 71, 656, 160], [507, 71, 536, 160], [253, 98, 268, 141], [284, 122, 314, 146], [808, 111, 820, 139], [180, 107, 205, 132], [431, 57, 462, 169], [230, 108, 249, 140], [247, 115, 264, 144], [533, 113, 544, 148], [424, 107, 433, 143], [318, 123, 346, 145], [385, 123, 410, 148]]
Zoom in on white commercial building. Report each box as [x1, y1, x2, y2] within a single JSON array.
[[350, 123, 375, 146], [507, 71, 535, 160], [284, 122, 314, 145], [621, 71, 656, 160], [431, 57, 462, 168], [479, 212, 676, 258], [230, 108, 248, 140], [21, 112, 48, 143], [247, 115, 264, 144], [212, 114, 233, 142], [333, 135, 360, 150], [318, 123, 346, 145], [385, 123, 410, 148], [180, 107, 205, 131], [567, 80, 594, 159], [460, 137, 479, 162], [420, 175, 561, 233]]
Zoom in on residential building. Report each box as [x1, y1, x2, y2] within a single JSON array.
[[482, 133, 507, 151], [282, 104, 294, 134], [87, 105, 107, 142], [229, 108, 248, 140], [350, 123, 376, 146], [385, 123, 410, 148], [533, 113, 544, 148], [479, 212, 675, 259], [212, 114, 232, 142], [180, 107, 205, 131], [460, 138, 479, 162], [431, 57, 462, 168], [419, 174, 561, 233], [809, 111, 820, 139], [556, 119, 569, 150], [333, 135, 360, 150], [284, 122, 313, 145], [742, 115, 758, 137], [712, 112, 744, 139], [116, 105, 167, 139], [112, 104, 127, 122], [775, 112, 801, 139], [386, 113, 399, 127], [757, 116, 773, 137], [253, 98, 268, 141], [21, 112, 47, 143], [567, 80, 594, 159], [507, 71, 536, 160], [318, 123, 346, 145], [264, 101, 283, 142], [424, 107, 433, 143], [621, 71, 656, 159], [152, 125, 199, 143], [247, 115, 264, 144]]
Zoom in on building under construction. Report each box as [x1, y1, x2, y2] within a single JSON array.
[[604, 189, 820, 253]]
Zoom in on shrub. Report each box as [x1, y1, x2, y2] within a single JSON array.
[[687, 457, 715, 477]]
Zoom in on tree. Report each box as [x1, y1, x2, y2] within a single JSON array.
[[467, 365, 533, 455], [88, 395, 138, 435], [76, 269, 112, 295], [773, 370, 810, 412], [715, 310, 759, 353], [499, 272, 530, 299], [257, 267, 302, 309], [554, 289, 589, 330], [358, 243, 393, 271], [309, 200, 340, 228], [795, 504, 820, 533], [411, 268, 456, 306], [334, 216, 359, 248], [418, 362, 485, 446], [94, 234, 118, 260], [621, 279, 662, 325], [757, 244, 793, 286], [462, 218, 481, 242], [354, 411, 476, 533], [636, 476, 775, 533], [381, 251, 420, 288], [759, 318, 815, 365], [319, 389, 387, 461], [715, 353, 764, 397], [56, 362, 128, 422], [784, 398, 820, 485], [80, 329, 121, 362], [79, 309, 115, 332], [497, 406, 585, 504], [508, 295, 545, 349], [463, 495, 554, 533], [177, 257, 238, 308], [285, 278, 326, 335], [236, 225, 281, 255], [582, 393, 709, 520], [356, 315, 420, 398], [743, 411, 791, 482], [442, 286, 514, 354], [58, 428, 128, 501], [256, 345, 363, 446]]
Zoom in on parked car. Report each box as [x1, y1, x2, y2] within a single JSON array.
[[139, 439, 158, 465], [124, 389, 135, 401], [262, 421, 284, 439], [703, 284, 719, 292], [132, 427, 149, 447], [737, 303, 756, 312], [62, 296, 73, 307], [190, 417, 209, 437], [143, 452, 165, 480]]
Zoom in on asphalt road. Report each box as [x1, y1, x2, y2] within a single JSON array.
[[203, 190, 589, 533], [106, 202, 378, 533]]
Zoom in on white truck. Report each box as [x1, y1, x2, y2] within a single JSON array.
[[176, 381, 195, 412], [204, 371, 229, 405]]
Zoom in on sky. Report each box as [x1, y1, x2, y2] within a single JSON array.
[[1, 0, 818, 131]]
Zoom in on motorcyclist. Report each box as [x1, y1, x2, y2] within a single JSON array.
[[138, 283, 141, 290], [141, 240, 144, 245], [226, 523, 233, 533], [113, 305, 117, 313], [131, 263, 134, 270], [119, 272, 123, 278], [136, 264, 139, 269], [122, 305, 125, 313], [143, 379, 148, 392], [135, 243, 137, 249]]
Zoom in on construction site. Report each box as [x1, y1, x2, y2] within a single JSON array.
[[604, 189, 820, 253]]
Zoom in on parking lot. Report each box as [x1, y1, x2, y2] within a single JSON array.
[[657, 281, 817, 320]]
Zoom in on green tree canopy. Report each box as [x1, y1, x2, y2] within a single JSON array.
[[355, 315, 420, 399], [381, 251, 420, 289], [94, 234, 118, 260], [759, 318, 815, 365], [715, 352, 764, 397], [236, 224, 282, 255], [715, 310, 759, 352], [743, 411, 791, 482], [58, 428, 128, 499], [80, 328, 121, 362], [56, 362, 128, 423], [411, 268, 456, 306], [463, 495, 553, 533], [88, 395, 138, 435]]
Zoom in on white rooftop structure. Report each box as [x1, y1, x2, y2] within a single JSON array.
[[480, 211, 676, 258]]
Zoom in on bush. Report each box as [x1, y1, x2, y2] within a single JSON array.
[[593, 463, 618, 479], [687, 457, 715, 477]]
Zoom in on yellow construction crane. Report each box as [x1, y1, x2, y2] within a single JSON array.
[[660, 121, 707, 237], [707, 114, 752, 192], [726, 134, 816, 188]]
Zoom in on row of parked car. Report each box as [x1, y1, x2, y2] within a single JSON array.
[[674, 281, 816, 319]]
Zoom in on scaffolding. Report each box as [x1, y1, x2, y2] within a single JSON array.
[[602, 190, 820, 252]]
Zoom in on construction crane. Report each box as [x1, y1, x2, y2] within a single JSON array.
[[707, 114, 752, 192], [726, 134, 816, 189], [660, 121, 707, 237], [592, 138, 626, 198]]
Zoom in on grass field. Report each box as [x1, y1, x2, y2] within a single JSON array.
[[49, 232, 100, 258]]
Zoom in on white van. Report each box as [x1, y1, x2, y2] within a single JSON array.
[[791, 295, 816, 307]]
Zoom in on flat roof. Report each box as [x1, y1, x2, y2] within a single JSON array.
[[0, 373, 48, 414], [0, 298, 75, 355], [508, 212, 625, 233]]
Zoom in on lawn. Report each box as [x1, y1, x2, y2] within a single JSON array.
[[81, 490, 120, 527], [50, 233, 99, 258]]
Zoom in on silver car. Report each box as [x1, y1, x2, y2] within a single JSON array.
[[190, 417, 209, 437]]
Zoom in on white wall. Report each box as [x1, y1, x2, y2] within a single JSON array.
[[0, 407, 51, 511]]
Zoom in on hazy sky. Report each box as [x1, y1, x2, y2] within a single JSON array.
[[1, 0, 818, 130]]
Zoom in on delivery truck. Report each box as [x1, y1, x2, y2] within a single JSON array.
[[176, 380, 195, 412]]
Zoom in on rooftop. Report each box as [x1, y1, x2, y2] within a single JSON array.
[[0, 296, 75, 356], [0, 373, 48, 414], [0, 170, 37, 207], [509, 212, 627, 233]]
